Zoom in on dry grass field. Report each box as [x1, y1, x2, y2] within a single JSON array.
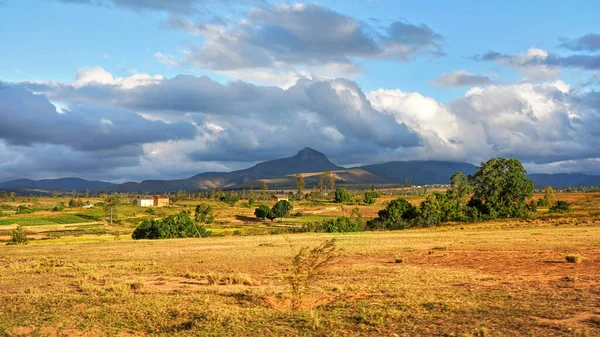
[[1, 192, 599, 336]]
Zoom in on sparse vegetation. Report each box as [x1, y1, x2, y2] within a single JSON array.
[[282, 239, 339, 310], [565, 254, 583, 263], [6, 225, 28, 245]]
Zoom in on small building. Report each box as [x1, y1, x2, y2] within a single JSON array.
[[153, 195, 170, 207], [270, 194, 289, 202], [137, 197, 154, 207]]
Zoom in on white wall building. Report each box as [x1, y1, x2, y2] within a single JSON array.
[[137, 198, 154, 207]]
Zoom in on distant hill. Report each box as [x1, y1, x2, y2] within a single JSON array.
[[528, 173, 600, 188], [3, 149, 600, 193], [0, 177, 115, 192], [109, 147, 343, 192], [359, 161, 478, 186]]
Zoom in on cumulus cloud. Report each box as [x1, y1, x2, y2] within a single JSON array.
[[6, 65, 600, 181], [368, 80, 600, 167], [0, 83, 197, 152], [431, 70, 492, 88], [160, 3, 443, 82]]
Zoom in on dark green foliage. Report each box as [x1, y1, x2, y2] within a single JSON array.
[[549, 200, 572, 213], [7, 225, 28, 245], [417, 193, 450, 227], [254, 205, 272, 220], [68, 198, 84, 208], [334, 188, 351, 203], [364, 190, 381, 205], [132, 212, 211, 240], [271, 200, 293, 221], [323, 216, 360, 232], [527, 200, 538, 212], [367, 198, 418, 230], [220, 193, 239, 205], [469, 158, 534, 218], [16, 205, 34, 214], [445, 172, 473, 221], [194, 204, 214, 224]]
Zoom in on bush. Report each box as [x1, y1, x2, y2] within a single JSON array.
[[366, 198, 418, 230], [527, 200, 538, 212], [550, 200, 572, 213], [53, 202, 66, 212], [323, 216, 360, 233], [334, 188, 351, 203], [15, 205, 34, 215], [364, 190, 381, 205], [7, 225, 28, 245], [254, 205, 272, 220], [132, 212, 212, 240], [195, 204, 215, 224], [68, 198, 84, 208], [565, 254, 582, 263]]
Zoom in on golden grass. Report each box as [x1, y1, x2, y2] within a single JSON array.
[[0, 220, 599, 336], [1, 192, 600, 335]]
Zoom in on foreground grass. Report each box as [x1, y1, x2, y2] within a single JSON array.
[[1, 223, 600, 336]]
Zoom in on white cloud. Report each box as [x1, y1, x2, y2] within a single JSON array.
[[74, 67, 163, 89]]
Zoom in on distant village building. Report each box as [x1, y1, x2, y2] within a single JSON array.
[[136, 196, 170, 207], [270, 194, 289, 202], [153, 196, 170, 207], [137, 197, 154, 207]]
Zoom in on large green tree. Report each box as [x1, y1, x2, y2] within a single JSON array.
[[271, 200, 293, 221], [468, 158, 534, 218]]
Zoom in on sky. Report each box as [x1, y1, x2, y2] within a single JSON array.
[[1, 0, 600, 183]]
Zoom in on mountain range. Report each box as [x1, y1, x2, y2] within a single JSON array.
[[1, 147, 599, 193]]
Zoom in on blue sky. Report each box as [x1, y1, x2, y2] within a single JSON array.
[[1, 0, 600, 181]]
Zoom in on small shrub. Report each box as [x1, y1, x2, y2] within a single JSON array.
[[323, 216, 360, 233], [394, 257, 408, 264], [195, 204, 215, 224], [550, 200, 572, 213], [15, 205, 34, 215], [7, 225, 28, 245], [282, 239, 339, 311], [53, 202, 66, 212], [565, 254, 582, 263]]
